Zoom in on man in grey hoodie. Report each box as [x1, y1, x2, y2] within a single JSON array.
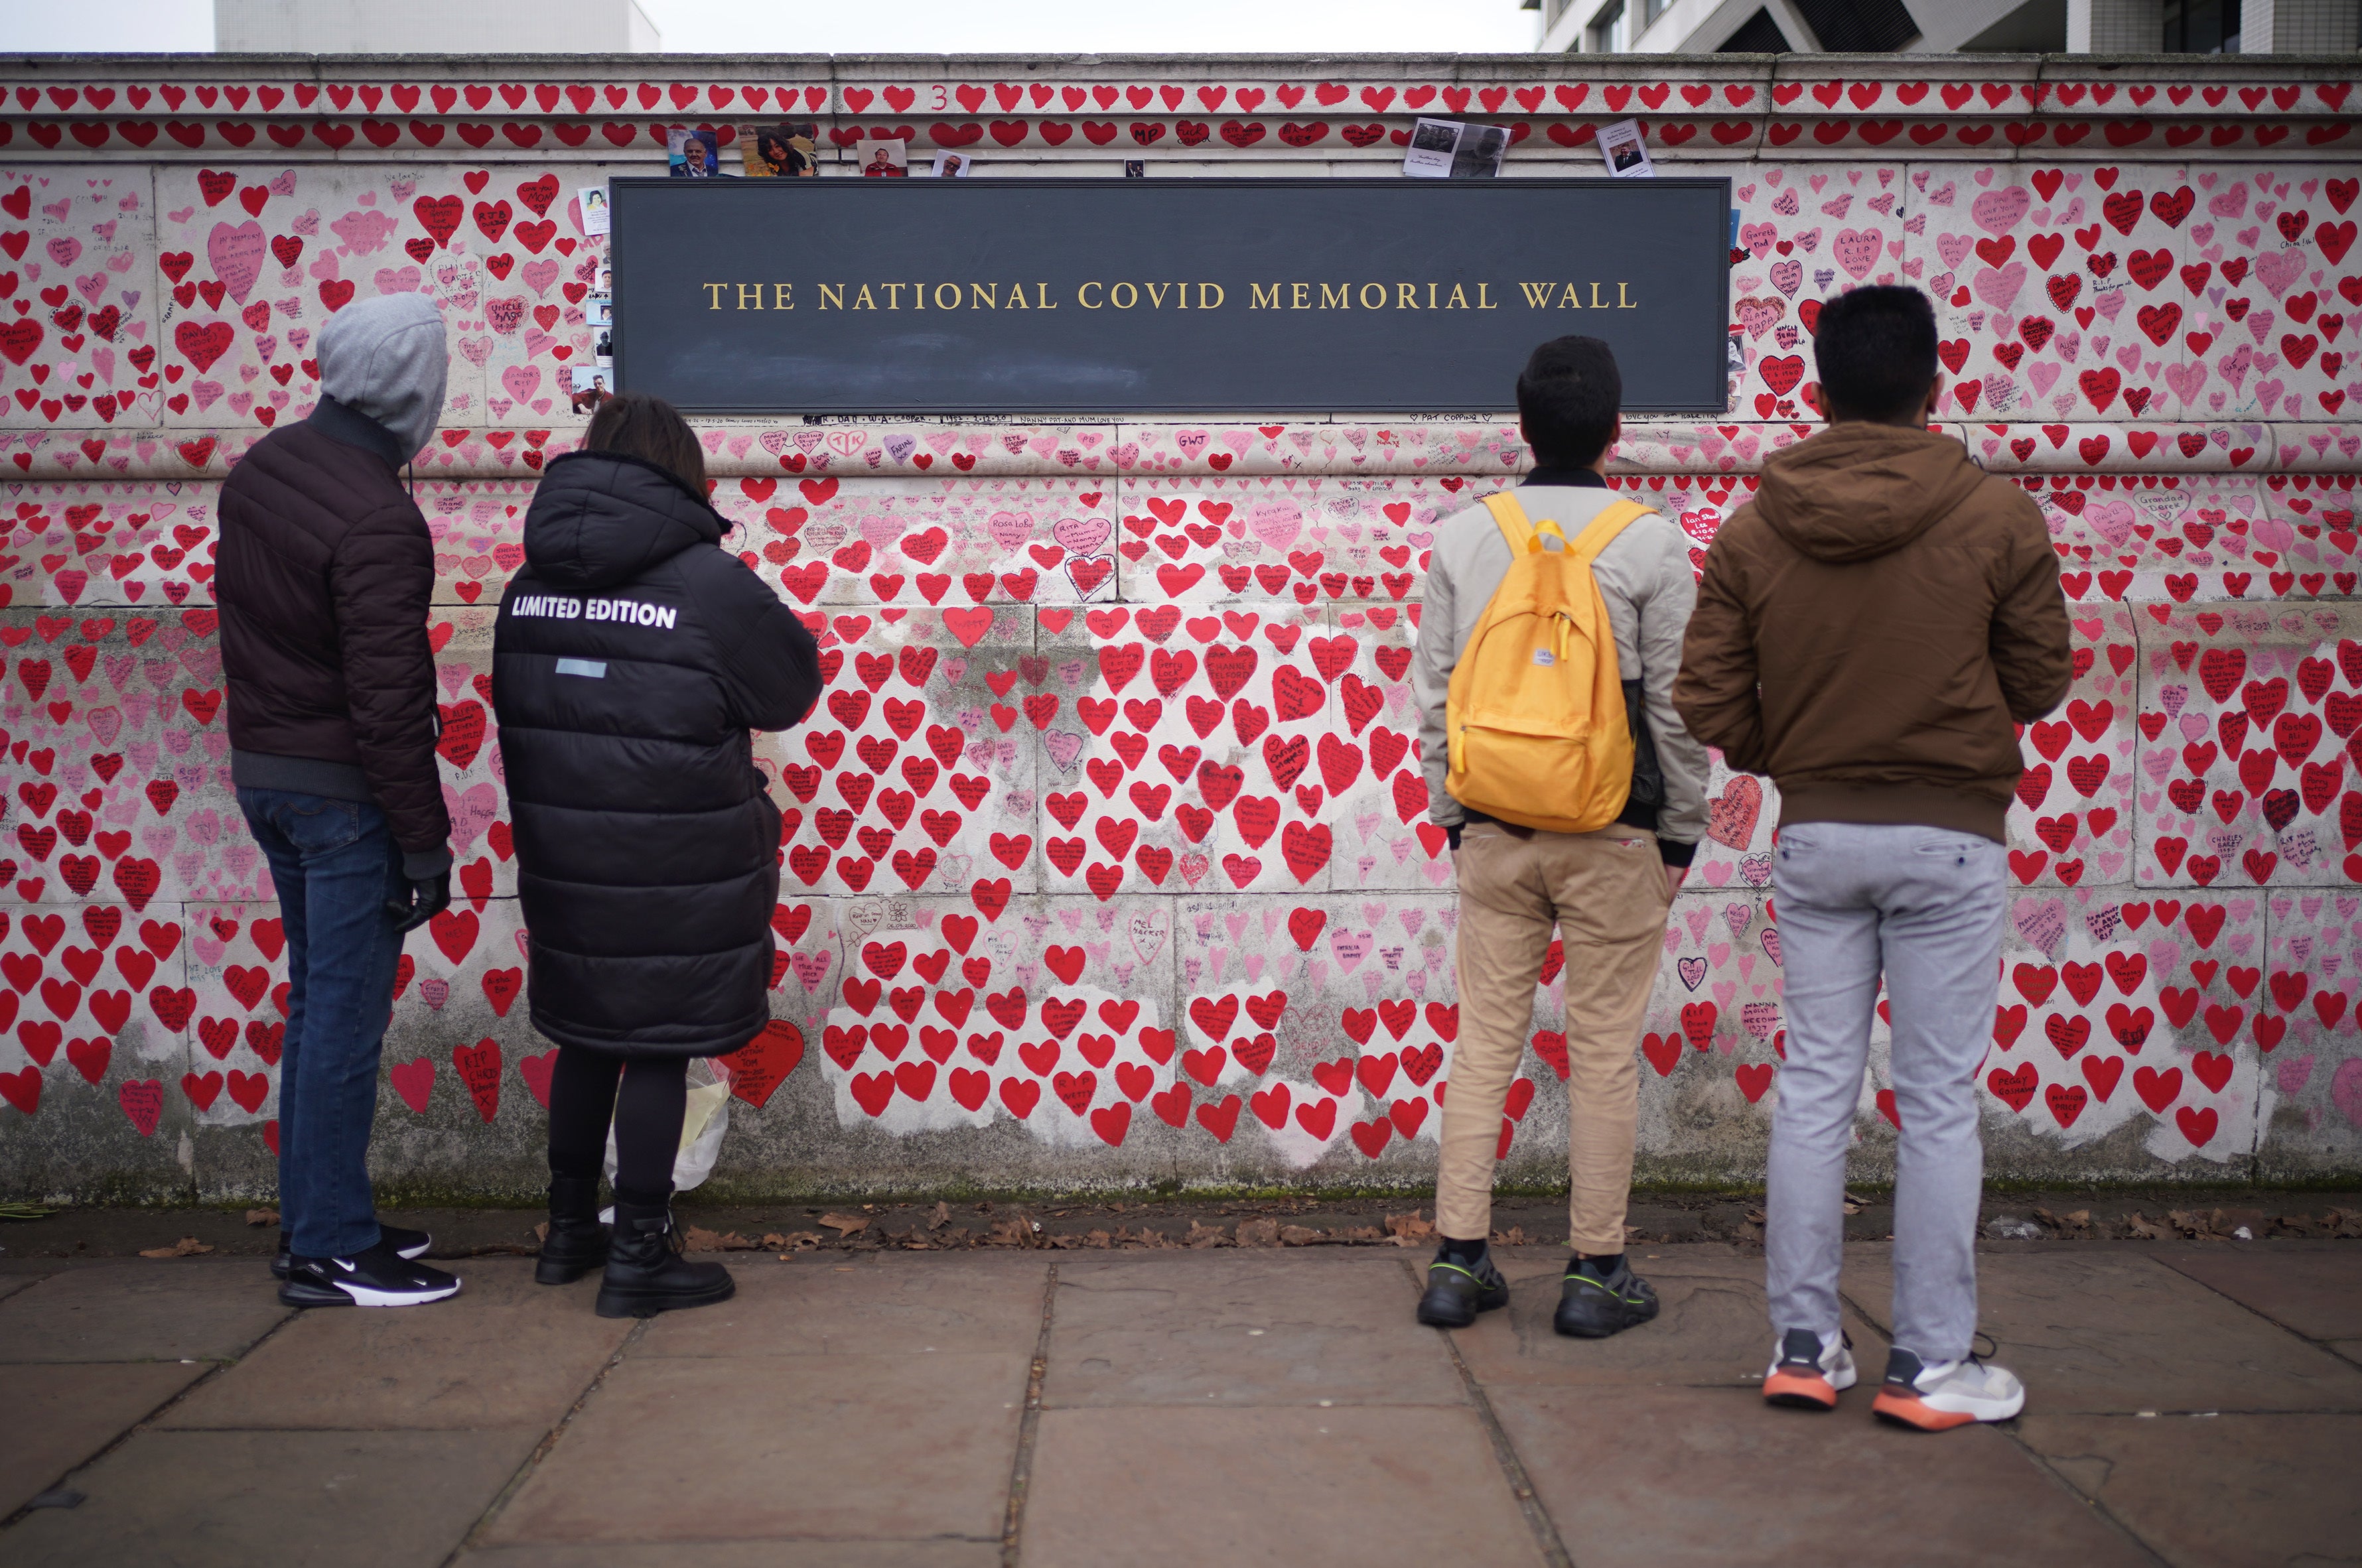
[[1411, 336, 1710, 1337], [218, 293, 462, 1308]]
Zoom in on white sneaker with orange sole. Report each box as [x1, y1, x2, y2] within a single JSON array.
[[1764, 1327, 1857, 1409], [1872, 1348, 2026, 1429]]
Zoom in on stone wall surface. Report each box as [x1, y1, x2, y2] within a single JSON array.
[[0, 51, 2359, 1201]]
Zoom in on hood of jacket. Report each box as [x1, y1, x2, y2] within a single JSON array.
[[523, 451, 726, 593], [315, 293, 449, 461], [1752, 423, 1990, 564]]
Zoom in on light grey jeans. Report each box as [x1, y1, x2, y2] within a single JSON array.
[[1767, 820, 2006, 1364]]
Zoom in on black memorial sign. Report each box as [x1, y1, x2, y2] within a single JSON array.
[[608, 176, 1732, 415]]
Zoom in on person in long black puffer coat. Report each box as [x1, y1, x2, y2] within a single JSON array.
[[493, 393, 819, 1317]]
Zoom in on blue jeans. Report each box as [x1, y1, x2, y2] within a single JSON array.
[[238, 787, 407, 1259], [1766, 821, 2006, 1366]]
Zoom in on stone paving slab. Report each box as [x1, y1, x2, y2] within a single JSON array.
[[2018, 1412, 2362, 1568], [2151, 1244, 2362, 1342], [1, 1241, 2355, 1567], [1044, 1251, 1465, 1407], [0, 1362, 207, 1518], [0, 1260, 291, 1365], [458, 1545, 1001, 1568], [1453, 1246, 1890, 1389], [1022, 1405, 1548, 1568], [484, 1350, 1029, 1547], [0, 1429, 539, 1568], [1839, 1246, 2362, 1413], [1490, 1384, 2154, 1568], [636, 1253, 1050, 1359], [155, 1260, 630, 1431]]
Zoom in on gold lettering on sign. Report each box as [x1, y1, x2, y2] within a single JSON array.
[[1251, 282, 1283, 309], [703, 283, 727, 309], [1078, 281, 1103, 309], [819, 283, 844, 309], [1397, 283, 1419, 308], [1359, 282, 1387, 309]]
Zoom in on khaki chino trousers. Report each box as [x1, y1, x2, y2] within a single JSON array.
[[1434, 819, 1671, 1254]]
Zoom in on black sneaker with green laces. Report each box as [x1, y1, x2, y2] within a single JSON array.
[[1416, 1247, 1510, 1329], [1553, 1254, 1659, 1338]]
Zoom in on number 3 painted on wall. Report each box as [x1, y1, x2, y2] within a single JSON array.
[[930, 85, 948, 111]]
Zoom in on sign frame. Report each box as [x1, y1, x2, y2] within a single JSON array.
[[607, 174, 1735, 417]]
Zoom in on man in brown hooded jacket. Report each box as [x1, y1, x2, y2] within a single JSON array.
[[1675, 285, 2071, 1431]]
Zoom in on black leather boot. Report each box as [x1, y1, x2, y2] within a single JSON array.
[[594, 1199, 735, 1318], [535, 1176, 610, 1286]]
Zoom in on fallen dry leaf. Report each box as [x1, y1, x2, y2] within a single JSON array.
[[817, 1212, 870, 1236], [243, 1209, 279, 1227], [929, 1201, 951, 1231], [1185, 1220, 1229, 1249], [1235, 1218, 1281, 1247], [1384, 1211, 1436, 1244], [139, 1236, 215, 1259]]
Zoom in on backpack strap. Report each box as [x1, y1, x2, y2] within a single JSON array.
[[1567, 498, 1653, 566], [1480, 491, 1533, 555]]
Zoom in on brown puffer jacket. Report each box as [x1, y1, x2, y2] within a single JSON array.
[[1672, 423, 2073, 844], [216, 397, 452, 874]]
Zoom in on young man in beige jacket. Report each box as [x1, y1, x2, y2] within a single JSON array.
[[1411, 336, 1710, 1337], [1676, 286, 2071, 1427]]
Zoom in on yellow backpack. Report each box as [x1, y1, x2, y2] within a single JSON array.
[[1444, 490, 1649, 835]]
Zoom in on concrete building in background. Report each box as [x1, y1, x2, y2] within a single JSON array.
[[216, 0, 662, 53], [1533, 0, 2355, 52]]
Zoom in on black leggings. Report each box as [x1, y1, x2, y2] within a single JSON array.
[[546, 1045, 689, 1207]]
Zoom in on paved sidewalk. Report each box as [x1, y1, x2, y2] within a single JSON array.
[[1, 1242, 2357, 1567]]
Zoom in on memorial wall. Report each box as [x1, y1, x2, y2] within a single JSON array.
[[0, 50, 2357, 1202]]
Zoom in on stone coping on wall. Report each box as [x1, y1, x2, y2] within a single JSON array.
[[0, 52, 2352, 164]]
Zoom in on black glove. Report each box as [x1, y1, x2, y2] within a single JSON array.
[[386, 871, 451, 933], [1445, 823, 1462, 853]]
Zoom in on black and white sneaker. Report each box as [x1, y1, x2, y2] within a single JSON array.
[[1553, 1254, 1660, 1339], [280, 1240, 461, 1308], [272, 1221, 431, 1280]]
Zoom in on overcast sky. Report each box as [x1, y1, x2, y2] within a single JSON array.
[[1, 1, 1542, 55]]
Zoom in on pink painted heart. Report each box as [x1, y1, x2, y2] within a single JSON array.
[[206, 220, 268, 304], [1832, 228, 1883, 280], [1972, 261, 2028, 311], [2333, 1059, 2362, 1131], [1969, 184, 2030, 236]]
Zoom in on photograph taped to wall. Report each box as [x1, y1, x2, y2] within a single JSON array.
[[579, 186, 610, 235], [1598, 118, 1654, 179], [1124, 159, 1146, 178], [932, 151, 973, 178], [744, 123, 820, 177], [859, 139, 908, 178], [667, 127, 719, 178], [586, 294, 613, 329], [1401, 118, 1508, 180]]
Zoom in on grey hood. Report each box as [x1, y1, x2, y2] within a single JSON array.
[[316, 293, 449, 461]]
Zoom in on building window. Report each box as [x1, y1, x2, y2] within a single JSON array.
[[2162, 0, 2242, 51], [1717, 8, 1792, 51], [1642, 0, 1671, 27], [1587, 0, 1626, 52], [1791, 0, 1921, 51]]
